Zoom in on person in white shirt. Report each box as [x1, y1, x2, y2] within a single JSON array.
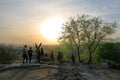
[[23, 45, 28, 63]]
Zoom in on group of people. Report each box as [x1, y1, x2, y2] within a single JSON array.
[[22, 44, 77, 64], [22, 45, 33, 63], [50, 50, 77, 64], [22, 44, 46, 63]]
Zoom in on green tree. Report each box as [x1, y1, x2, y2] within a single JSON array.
[[59, 15, 118, 64], [59, 17, 81, 62]]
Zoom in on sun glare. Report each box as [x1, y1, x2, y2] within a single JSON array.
[[40, 17, 64, 41]]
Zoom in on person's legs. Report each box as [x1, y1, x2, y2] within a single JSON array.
[[72, 57, 75, 64], [25, 54, 28, 63], [23, 54, 25, 63], [71, 57, 73, 64], [23, 57, 25, 63], [37, 56, 40, 63], [60, 58, 63, 64], [29, 56, 32, 63], [74, 57, 75, 64]]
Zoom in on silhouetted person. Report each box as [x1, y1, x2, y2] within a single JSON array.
[[57, 51, 63, 64], [41, 48, 44, 56], [71, 50, 76, 64], [23, 45, 28, 63], [50, 51, 55, 62], [28, 47, 33, 63], [35, 43, 42, 63], [37, 48, 41, 63]]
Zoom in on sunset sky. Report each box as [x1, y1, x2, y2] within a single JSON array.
[[0, 0, 120, 45]]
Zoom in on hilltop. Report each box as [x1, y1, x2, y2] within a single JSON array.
[[0, 62, 120, 80]]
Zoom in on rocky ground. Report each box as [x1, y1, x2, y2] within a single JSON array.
[[0, 62, 120, 80]]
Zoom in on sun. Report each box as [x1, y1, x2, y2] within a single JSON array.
[[40, 17, 64, 41]]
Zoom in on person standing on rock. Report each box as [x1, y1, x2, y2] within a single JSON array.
[[28, 47, 33, 63], [71, 50, 76, 64], [22, 45, 28, 63]]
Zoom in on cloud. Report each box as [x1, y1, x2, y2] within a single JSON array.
[[0, 0, 120, 44], [1, 0, 120, 26]]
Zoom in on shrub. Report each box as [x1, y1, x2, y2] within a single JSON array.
[[97, 42, 120, 63], [0, 44, 18, 64]]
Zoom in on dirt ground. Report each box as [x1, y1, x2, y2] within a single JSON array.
[[0, 63, 120, 80]]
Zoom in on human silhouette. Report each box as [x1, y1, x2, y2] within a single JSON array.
[[37, 48, 41, 63], [41, 48, 44, 56], [71, 50, 76, 64], [23, 45, 28, 63], [28, 47, 33, 63], [50, 51, 54, 62], [35, 43, 42, 63], [57, 51, 63, 64]]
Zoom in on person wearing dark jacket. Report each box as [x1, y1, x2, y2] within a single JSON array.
[[28, 47, 33, 63], [71, 50, 76, 64]]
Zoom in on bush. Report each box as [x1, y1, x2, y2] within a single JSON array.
[[80, 53, 100, 65], [97, 42, 120, 63], [0, 44, 18, 64]]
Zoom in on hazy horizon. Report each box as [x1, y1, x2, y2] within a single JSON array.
[[0, 0, 120, 45]]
